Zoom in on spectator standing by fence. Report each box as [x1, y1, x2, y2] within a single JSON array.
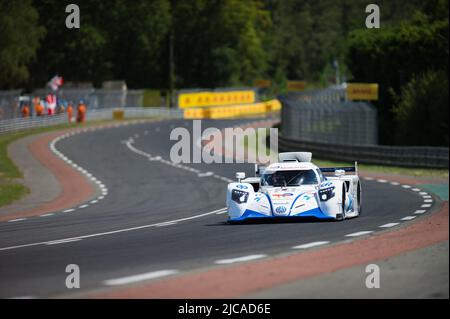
[[21, 103, 30, 118], [67, 102, 74, 123], [34, 98, 44, 116], [77, 101, 87, 123]]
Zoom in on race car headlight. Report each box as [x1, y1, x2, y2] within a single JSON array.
[[319, 186, 335, 201], [231, 189, 249, 204]]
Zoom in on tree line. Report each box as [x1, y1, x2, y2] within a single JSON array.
[[0, 0, 448, 145]]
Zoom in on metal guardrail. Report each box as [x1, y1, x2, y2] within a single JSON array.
[[278, 134, 449, 168], [0, 107, 183, 135]]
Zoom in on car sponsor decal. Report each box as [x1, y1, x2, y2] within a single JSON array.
[[272, 193, 294, 198], [236, 184, 248, 190], [275, 206, 287, 214]]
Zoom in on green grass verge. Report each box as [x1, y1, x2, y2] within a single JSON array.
[[0, 123, 83, 208], [0, 123, 80, 180], [0, 183, 29, 207]]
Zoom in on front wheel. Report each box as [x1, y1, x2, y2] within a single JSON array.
[[357, 181, 362, 215], [335, 184, 347, 221]]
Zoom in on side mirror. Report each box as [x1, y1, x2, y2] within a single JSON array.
[[236, 172, 246, 182]]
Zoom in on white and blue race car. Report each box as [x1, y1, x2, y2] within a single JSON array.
[[226, 152, 361, 222]]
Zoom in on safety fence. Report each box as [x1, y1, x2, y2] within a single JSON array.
[[0, 89, 161, 120], [0, 107, 183, 135], [0, 90, 22, 120], [278, 89, 449, 168], [280, 95, 377, 145], [0, 97, 281, 134], [281, 86, 346, 103]]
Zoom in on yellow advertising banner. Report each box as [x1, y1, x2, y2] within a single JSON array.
[[346, 83, 379, 101], [287, 81, 306, 91], [254, 79, 272, 88], [178, 90, 255, 108]]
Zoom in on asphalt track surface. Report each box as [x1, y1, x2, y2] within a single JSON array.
[[0, 119, 431, 298]]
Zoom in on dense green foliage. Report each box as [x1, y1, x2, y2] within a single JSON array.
[[2, 0, 438, 90], [0, 0, 45, 88], [0, 0, 448, 145], [346, 11, 448, 145], [393, 70, 448, 146]]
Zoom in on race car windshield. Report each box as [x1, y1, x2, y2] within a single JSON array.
[[261, 170, 318, 187]]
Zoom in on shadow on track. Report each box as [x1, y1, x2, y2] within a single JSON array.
[[207, 217, 337, 226]]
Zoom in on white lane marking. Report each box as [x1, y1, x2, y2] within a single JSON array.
[[125, 138, 234, 184], [401, 216, 416, 221], [377, 179, 387, 183], [422, 195, 432, 199], [292, 241, 330, 249], [390, 182, 400, 186], [198, 172, 214, 177], [421, 204, 432, 208], [47, 132, 108, 220], [40, 213, 54, 217], [216, 210, 227, 215], [45, 238, 82, 245], [0, 207, 227, 252], [402, 185, 411, 189], [414, 210, 427, 214], [379, 223, 399, 228], [345, 231, 373, 237], [154, 222, 177, 227], [8, 218, 26, 223], [103, 270, 178, 286], [363, 177, 374, 181], [424, 199, 433, 203], [90, 200, 98, 204], [411, 188, 421, 192], [419, 192, 428, 195], [215, 254, 267, 265]]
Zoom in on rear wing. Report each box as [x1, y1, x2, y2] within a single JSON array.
[[320, 162, 358, 175]]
